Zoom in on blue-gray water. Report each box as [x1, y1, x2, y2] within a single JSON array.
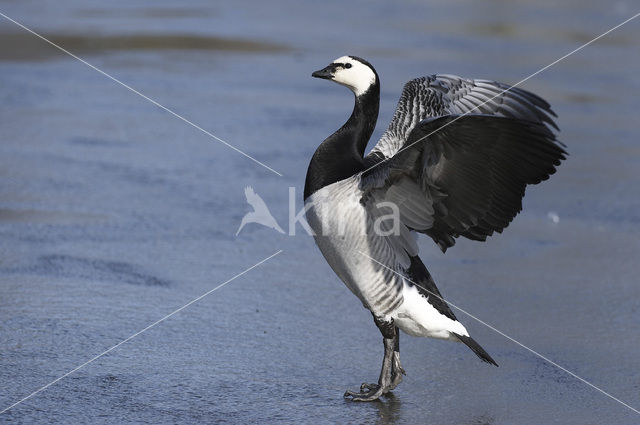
[[1, 0, 639, 423]]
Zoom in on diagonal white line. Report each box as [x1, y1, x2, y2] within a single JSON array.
[[0, 11, 283, 177], [357, 250, 640, 415], [361, 11, 640, 176], [0, 250, 283, 415]]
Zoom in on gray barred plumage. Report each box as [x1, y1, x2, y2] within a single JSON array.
[[370, 75, 558, 160]]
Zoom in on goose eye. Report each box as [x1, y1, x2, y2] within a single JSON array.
[[344, 63, 352, 69]]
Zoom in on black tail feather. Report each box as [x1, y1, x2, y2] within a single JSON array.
[[452, 333, 498, 367]]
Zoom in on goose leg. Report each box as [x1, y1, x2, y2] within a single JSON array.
[[389, 331, 405, 390], [359, 327, 405, 392], [344, 317, 400, 401]]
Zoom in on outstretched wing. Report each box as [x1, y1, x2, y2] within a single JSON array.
[[368, 75, 558, 160], [360, 114, 566, 252]]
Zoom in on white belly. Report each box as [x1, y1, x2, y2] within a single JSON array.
[[305, 177, 403, 315], [305, 177, 468, 340], [394, 283, 468, 339]]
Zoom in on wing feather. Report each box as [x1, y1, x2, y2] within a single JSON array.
[[361, 114, 566, 252], [368, 74, 559, 161]]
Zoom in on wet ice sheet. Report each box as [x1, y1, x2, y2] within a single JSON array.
[[1, 0, 640, 424]]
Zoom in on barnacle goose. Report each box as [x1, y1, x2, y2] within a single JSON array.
[[304, 56, 566, 402]]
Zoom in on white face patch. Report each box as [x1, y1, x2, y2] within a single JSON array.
[[330, 56, 377, 97]]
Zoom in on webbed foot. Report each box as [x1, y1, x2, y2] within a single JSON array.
[[344, 317, 404, 402], [344, 382, 388, 401]]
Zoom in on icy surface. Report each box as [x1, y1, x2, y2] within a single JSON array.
[[1, 0, 639, 423]]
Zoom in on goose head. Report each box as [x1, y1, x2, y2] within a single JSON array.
[[312, 56, 378, 97]]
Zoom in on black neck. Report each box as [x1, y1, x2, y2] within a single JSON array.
[[304, 83, 380, 200]]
